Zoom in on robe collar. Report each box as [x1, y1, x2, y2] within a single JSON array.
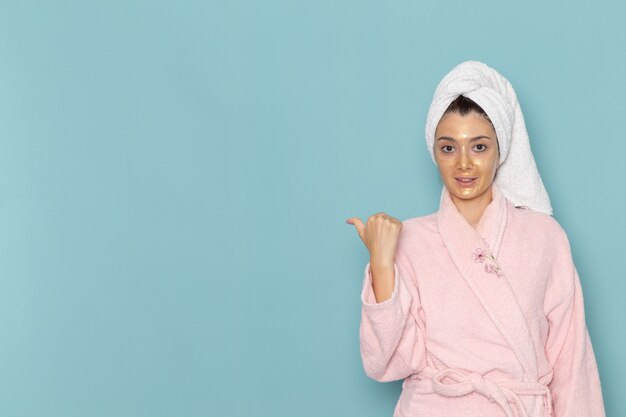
[[437, 182, 508, 257], [435, 182, 539, 382]]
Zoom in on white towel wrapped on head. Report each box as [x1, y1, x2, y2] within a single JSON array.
[[424, 60, 553, 216]]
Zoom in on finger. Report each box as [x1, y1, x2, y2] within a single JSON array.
[[369, 212, 388, 220], [346, 217, 366, 243]]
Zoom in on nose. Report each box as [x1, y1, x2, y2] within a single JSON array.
[[458, 147, 472, 170]]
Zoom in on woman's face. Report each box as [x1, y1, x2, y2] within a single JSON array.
[[434, 111, 500, 203]]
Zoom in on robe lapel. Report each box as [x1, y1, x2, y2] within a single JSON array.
[[436, 183, 538, 382]]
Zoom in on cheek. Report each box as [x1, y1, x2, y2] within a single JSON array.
[[436, 160, 455, 174], [473, 153, 498, 171], [487, 153, 499, 172]]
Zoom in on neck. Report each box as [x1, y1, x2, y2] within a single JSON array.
[[450, 185, 494, 228]]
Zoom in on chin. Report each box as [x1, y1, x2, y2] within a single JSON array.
[[452, 191, 481, 200], [447, 181, 490, 200]]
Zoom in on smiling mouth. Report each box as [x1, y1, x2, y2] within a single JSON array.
[[455, 176, 477, 186]]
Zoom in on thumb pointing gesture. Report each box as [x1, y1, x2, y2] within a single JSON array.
[[346, 217, 366, 245]]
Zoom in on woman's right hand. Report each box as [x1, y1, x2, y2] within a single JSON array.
[[346, 213, 403, 302], [346, 212, 403, 269]]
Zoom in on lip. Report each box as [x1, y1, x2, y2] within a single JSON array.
[[455, 176, 477, 187]]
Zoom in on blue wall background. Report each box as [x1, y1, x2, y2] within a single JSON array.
[[0, 1, 623, 416]]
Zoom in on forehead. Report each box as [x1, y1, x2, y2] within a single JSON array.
[[435, 112, 495, 136]]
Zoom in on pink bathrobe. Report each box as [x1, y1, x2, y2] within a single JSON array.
[[359, 182, 606, 417]]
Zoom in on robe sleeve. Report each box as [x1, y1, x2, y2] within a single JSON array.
[[544, 225, 606, 417], [359, 244, 427, 382]]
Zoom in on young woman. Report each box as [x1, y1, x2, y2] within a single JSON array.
[[346, 61, 605, 417]]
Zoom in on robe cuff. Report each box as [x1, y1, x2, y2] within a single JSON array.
[[361, 262, 400, 308]]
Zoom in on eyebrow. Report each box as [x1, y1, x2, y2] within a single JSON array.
[[437, 135, 492, 142]]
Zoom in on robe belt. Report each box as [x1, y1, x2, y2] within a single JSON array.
[[417, 366, 553, 417]]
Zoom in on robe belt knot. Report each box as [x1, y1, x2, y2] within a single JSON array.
[[420, 366, 553, 417]]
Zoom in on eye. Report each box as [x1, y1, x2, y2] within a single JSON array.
[[441, 145, 454, 153], [475, 144, 487, 151]]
